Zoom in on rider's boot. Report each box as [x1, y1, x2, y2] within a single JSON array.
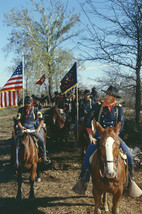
[[42, 145, 51, 165], [129, 164, 134, 181], [72, 169, 89, 195]]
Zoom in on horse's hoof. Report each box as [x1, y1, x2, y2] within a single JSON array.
[[16, 194, 22, 200], [94, 208, 101, 214], [112, 207, 119, 214], [104, 205, 109, 212], [37, 177, 41, 182], [29, 194, 35, 199]]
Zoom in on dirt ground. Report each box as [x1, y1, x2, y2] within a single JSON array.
[[0, 109, 142, 214]]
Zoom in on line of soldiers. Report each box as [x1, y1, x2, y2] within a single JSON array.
[[12, 85, 142, 197]]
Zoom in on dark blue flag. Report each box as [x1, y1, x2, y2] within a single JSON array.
[[60, 62, 77, 94]]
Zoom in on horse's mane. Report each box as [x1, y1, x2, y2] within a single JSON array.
[[15, 132, 33, 147]]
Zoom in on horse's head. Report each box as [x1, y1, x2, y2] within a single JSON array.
[[52, 108, 66, 129], [15, 132, 29, 146], [96, 122, 121, 179]]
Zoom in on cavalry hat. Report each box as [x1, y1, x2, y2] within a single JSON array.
[[24, 96, 33, 104], [84, 89, 91, 95], [102, 86, 121, 98], [92, 87, 96, 90], [54, 91, 58, 95]]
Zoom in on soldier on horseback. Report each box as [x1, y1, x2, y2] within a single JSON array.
[[72, 86, 137, 195], [15, 95, 51, 164], [73, 89, 95, 141]]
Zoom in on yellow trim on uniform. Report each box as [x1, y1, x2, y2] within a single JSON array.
[[37, 111, 42, 119], [17, 112, 21, 120]]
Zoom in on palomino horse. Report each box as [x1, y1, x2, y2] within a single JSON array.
[[13, 129, 46, 199], [91, 122, 125, 214], [50, 107, 67, 147]]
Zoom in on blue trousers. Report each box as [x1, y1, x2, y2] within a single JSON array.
[[73, 119, 82, 139], [80, 135, 133, 182]]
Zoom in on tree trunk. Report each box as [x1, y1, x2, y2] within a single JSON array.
[[48, 64, 53, 102], [135, 67, 141, 124]]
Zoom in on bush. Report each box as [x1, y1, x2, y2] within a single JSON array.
[[120, 119, 142, 148]]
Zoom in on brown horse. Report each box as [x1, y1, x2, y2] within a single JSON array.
[[91, 122, 125, 214], [50, 107, 67, 147], [78, 122, 90, 162], [13, 130, 46, 199]]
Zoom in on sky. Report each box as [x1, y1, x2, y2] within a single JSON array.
[[0, 0, 105, 90]]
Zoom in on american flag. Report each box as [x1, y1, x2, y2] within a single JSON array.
[[1, 62, 23, 92], [0, 90, 19, 109], [0, 62, 23, 109]]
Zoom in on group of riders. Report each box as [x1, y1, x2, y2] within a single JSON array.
[[12, 85, 139, 196]]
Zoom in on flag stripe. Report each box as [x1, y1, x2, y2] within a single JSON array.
[[1, 86, 23, 92], [36, 74, 45, 85], [0, 90, 19, 108], [3, 82, 23, 87], [9, 91, 11, 106], [0, 62, 22, 109]]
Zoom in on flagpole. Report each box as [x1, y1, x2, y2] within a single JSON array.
[[76, 84, 79, 142], [75, 59, 79, 142], [22, 52, 25, 106]]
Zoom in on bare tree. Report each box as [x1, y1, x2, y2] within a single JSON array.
[[3, 0, 80, 96], [79, 0, 142, 124]]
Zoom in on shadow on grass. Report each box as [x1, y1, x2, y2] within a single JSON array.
[[0, 195, 94, 214]]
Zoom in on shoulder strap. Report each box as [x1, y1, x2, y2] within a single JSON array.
[[32, 107, 36, 120], [98, 105, 103, 123], [115, 104, 119, 124], [90, 99, 92, 109]]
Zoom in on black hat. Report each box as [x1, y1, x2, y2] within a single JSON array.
[[84, 89, 91, 95], [24, 96, 33, 104], [54, 91, 58, 95], [92, 87, 96, 90], [102, 86, 121, 98]]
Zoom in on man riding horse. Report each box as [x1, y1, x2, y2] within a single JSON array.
[[72, 86, 140, 196], [73, 89, 96, 143], [15, 95, 51, 164], [47, 92, 70, 138]]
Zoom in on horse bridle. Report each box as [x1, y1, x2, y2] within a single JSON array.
[[99, 137, 120, 178]]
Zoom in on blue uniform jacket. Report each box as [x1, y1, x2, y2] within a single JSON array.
[[85, 102, 124, 132], [55, 96, 65, 109], [79, 98, 95, 119], [16, 106, 44, 129]]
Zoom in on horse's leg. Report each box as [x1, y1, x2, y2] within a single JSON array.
[[112, 188, 123, 214], [16, 168, 22, 199], [102, 193, 109, 212], [92, 187, 102, 214], [36, 165, 41, 182], [29, 163, 37, 198]]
